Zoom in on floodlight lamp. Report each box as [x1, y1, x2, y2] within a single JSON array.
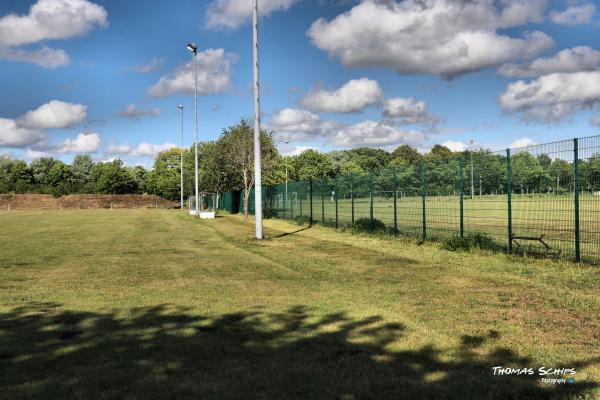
[[177, 105, 184, 110], [187, 43, 198, 54]]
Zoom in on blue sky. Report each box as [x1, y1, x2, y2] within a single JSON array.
[[1, 0, 599, 166]]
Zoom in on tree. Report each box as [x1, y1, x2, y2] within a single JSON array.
[[30, 157, 56, 188], [289, 149, 332, 181], [71, 155, 94, 192], [91, 159, 138, 194], [391, 145, 422, 165], [198, 141, 237, 207], [146, 149, 183, 201], [218, 119, 279, 220], [346, 147, 391, 171], [48, 160, 75, 195]]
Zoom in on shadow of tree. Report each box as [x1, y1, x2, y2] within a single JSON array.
[[0, 304, 596, 400]]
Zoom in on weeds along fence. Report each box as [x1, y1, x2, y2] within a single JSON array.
[[219, 135, 600, 264]]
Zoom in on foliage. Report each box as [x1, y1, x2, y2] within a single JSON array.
[[443, 233, 499, 252], [351, 217, 390, 234]]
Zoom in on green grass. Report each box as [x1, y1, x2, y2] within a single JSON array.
[[275, 193, 600, 262], [0, 209, 599, 399]]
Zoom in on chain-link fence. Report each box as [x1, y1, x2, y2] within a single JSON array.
[[219, 135, 600, 264]]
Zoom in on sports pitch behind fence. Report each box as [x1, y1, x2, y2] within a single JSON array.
[[219, 135, 600, 264]]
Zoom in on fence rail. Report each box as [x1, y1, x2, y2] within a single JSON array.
[[219, 135, 600, 264]]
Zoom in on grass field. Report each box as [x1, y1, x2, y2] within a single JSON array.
[[272, 193, 600, 262], [0, 210, 599, 399]]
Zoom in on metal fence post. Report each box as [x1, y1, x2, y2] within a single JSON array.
[[369, 172, 374, 230], [334, 176, 339, 228], [299, 183, 303, 217], [507, 149, 513, 254], [321, 177, 325, 225], [393, 169, 398, 234], [420, 161, 427, 241], [309, 179, 313, 224], [459, 158, 465, 237], [283, 185, 287, 220], [290, 184, 294, 220], [351, 174, 355, 225], [574, 138, 581, 262]]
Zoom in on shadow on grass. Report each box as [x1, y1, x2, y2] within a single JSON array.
[[1, 304, 596, 400], [269, 225, 313, 239]]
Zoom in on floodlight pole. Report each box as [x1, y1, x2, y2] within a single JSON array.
[[178, 105, 184, 210], [253, 0, 263, 239], [187, 42, 199, 217]]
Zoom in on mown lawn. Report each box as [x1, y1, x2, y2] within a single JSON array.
[[0, 209, 598, 400]]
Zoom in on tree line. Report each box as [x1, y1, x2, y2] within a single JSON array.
[[2, 120, 600, 216]]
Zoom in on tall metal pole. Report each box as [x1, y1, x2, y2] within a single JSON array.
[[178, 105, 184, 210], [253, 0, 263, 239]]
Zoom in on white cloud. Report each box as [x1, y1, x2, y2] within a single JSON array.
[[0, 46, 69, 68], [267, 108, 347, 143], [382, 97, 439, 125], [269, 108, 321, 135], [442, 140, 467, 152], [107, 142, 177, 157], [299, 78, 382, 113], [59, 132, 100, 153], [499, 71, 600, 123], [126, 57, 165, 73], [510, 137, 537, 148], [19, 100, 87, 129], [0, 118, 45, 147], [0, 0, 108, 47], [589, 116, 600, 127], [550, 2, 596, 26], [147, 49, 237, 98], [499, 46, 600, 77], [205, 0, 298, 30], [330, 120, 427, 148], [117, 104, 161, 119], [24, 149, 53, 160], [307, 0, 553, 78], [0, 0, 107, 68]]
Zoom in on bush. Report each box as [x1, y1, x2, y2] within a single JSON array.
[[443, 233, 498, 252], [352, 217, 390, 234]]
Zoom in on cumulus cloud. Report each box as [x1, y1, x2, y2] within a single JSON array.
[[550, 2, 596, 26], [117, 104, 161, 119], [269, 108, 322, 135], [147, 49, 237, 98], [0, 118, 45, 148], [510, 137, 537, 148], [0, 0, 108, 68], [106, 142, 177, 158], [24, 149, 53, 160], [59, 132, 100, 153], [0, 46, 69, 68], [300, 78, 382, 113], [330, 120, 427, 148], [19, 100, 87, 129], [499, 71, 600, 123], [0, 100, 87, 149], [126, 57, 165, 73], [382, 97, 439, 126], [205, 0, 298, 30], [499, 46, 600, 77], [307, 0, 553, 78], [442, 140, 467, 152]]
